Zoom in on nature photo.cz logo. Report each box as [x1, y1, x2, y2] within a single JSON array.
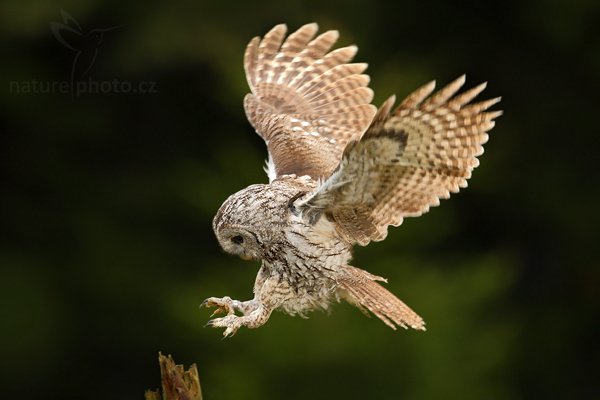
[[9, 10, 157, 97]]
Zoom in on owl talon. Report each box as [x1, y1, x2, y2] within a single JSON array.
[[210, 308, 225, 318], [206, 314, 242, 338], [201, 296, 235, 316]]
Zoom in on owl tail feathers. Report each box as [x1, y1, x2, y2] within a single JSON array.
[[338, 266, 426, 331]]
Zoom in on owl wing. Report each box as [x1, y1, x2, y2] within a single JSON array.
[[294, 75, 502, 246], [243, 23, 377, 181]]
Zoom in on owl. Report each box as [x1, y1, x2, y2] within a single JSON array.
[[202, 23, 501, 337]]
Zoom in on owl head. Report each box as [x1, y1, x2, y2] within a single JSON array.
[[212, 184, 278, 261], [213, 222, 263, 261]]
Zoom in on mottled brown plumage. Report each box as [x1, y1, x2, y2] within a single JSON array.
[[202, 23, 501, 337]]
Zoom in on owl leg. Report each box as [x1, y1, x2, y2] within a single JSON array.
[[205, 271, 288, 337], [205, 304, 273, 338], [231, 299, 260, 315], [201, 296, 261, 316]]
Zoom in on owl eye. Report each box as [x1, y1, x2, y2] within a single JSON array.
[[231, 235, 244, 245]]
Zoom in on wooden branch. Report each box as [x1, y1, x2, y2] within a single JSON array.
[[145, 352, 202, 400]]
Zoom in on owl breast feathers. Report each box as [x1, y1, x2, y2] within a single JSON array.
[[202, 23, 501, 337]]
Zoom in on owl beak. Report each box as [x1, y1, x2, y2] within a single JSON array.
[[239, 254, 252, 261]]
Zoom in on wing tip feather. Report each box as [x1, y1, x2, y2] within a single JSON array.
[[302, 22, 319, 31]]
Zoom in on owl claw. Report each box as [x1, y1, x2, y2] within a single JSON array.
[[202, 298, 244, 337], [201, 296, 235, 317], [205, 314, 242, 338]]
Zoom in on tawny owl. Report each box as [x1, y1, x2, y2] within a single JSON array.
[[202, 23, 501, 337]]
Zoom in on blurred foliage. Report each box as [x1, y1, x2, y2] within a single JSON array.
[[0, 0, 598, 399]]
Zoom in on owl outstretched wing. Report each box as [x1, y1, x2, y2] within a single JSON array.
[[243, 23, 377, 181], [294, 75, 502, 246]]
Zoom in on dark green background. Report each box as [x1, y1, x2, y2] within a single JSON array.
[[1, 0, 598, 399]]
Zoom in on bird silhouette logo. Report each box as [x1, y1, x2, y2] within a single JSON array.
[[50, 10, 121, 93]]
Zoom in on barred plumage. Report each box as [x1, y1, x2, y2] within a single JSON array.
[[203, 23, 501, 337]]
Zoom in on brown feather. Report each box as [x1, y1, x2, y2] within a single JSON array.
[[338, 266, 426, 330], [296, 76, 502, 245], [243, 23, 377, 180]]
